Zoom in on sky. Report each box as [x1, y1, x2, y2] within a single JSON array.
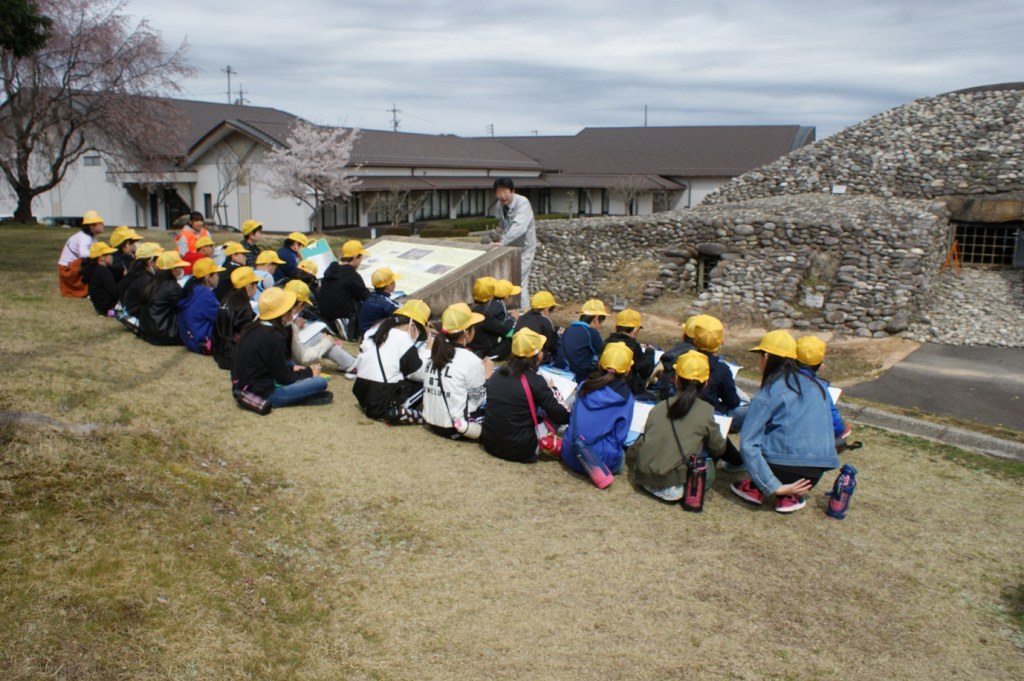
[[61, 0, 1024, 140]]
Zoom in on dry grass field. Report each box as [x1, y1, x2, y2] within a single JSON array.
[[2, 225, 1024, 679]]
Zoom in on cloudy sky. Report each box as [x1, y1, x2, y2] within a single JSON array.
[[96, 1, 1024, 138]]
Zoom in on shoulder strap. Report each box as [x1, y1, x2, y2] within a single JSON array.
[[520, 373, 539, 429], [374, 341, 389, 386], [668, 415, 687, 458]]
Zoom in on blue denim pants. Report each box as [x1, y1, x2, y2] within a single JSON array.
[[269, 377, 329, 407]]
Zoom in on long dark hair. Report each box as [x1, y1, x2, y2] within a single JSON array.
[[761, 353, 825, 400], [80, 257, 98, 284], [236, 314, 290, 345], [498, 354, 540, 378], [139, 269, 177, 307], [577, 367, 624, 399], [667, 377, 703, 421], [373, 315, 423, 348], [430, 329, 466, 371]]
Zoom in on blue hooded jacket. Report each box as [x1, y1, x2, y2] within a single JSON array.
[[561, 380, 634, 475], [556, 321, 605, 382], [177, 283, 220, 354]]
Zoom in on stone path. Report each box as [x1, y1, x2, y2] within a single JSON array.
[[904, 267, 1024, 347]]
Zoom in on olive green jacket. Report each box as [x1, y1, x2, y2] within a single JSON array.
[[632, 399, 727, 488]]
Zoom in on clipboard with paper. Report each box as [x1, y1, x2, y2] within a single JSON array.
[[299, 239, 335, 280], [538, 365, 578, 403]]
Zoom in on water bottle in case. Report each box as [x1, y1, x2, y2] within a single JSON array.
[[682, 454, 707, 513]]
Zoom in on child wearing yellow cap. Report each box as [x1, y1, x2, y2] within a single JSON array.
[[468, 277, 518, 361], [178, 258, 226, 354], [214, 242, 251, 301], [240, 220, 266, 267], [633, 350, 728, 502], [653, 314, 701, 399], [795, 335, 851, 443], [555, 299, 609, 382], [561, 342, 636, 482], [605, 309, 658, 397], [181, 235, 216, 275], [138, 251, 188, 346], [117, 242, 162, 325], [512, 291, 561, 363], [232, 288, 331, 410], [109, 226, 141, 283], [84, 242, 118, 316], [727, 330, 840, 514], [276, 232, 309, 281], [57, 211, 104, 298], [352, 300, 431, 424], [212, 267, 260, 370], [422, 303, 493, 439], [357, 268, 402, 337], [284, 280, 358, 375], [320, 240, 370, 340], [481, 327, 571, 463], [691, 315, 747, 431]]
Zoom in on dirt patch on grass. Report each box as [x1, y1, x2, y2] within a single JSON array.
[[3, 225, 1024, 678]]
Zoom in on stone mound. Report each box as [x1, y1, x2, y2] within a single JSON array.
[[703, 86, 1024, 204]]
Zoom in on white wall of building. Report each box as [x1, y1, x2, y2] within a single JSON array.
[[31, 156, 145, 226], [667, 177, 730, 209]]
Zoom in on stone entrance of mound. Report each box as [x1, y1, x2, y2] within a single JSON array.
[[943, 195, 1024, 269]]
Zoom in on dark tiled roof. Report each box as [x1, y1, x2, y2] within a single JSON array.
[[167, 98, 303, 149], [353, 175, 547, 193], [350, 129, 542, 170], [542, 173, 685, 189], [495, 126, 810, 177]]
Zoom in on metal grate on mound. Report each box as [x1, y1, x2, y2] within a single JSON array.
[[954, 222, 1021, 266]]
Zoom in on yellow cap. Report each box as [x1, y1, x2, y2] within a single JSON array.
[[231, 266, 260, 288], [511, 327, 546, 358], [155, 251, 187, 270], [674, 350, 710, 383], [258, 287, 298, 321], [192, 257, 226, 279], [372, 267, 401, 288], [581, 299, 608, 317], [494, 279, 521, 298], [394, 299, 430, 327], [750, 330, 798, 359], [796, 335, 827, 366], [82, 210, 104, 225], [341, 240, 369, 258], [194, 236, 216, 249], [599, 342, 634, 374], [256, 251, 286, 265], [442, 303, 486, 333], [297, 259, 318, 275], [284, 280, 312, 305], [109, 226, 140, 247], [530, 291, 560, 309], [222, 242, 249, 256], [88, 242, 116, 258], [692, 316, 724, 353], [286, 232, 309, 246], [241, 219, 263, 236], [683, 314, 707, 339], [135, 242, 163, 259], [472, 276, 497, 302], [615, 309, 642, 329]]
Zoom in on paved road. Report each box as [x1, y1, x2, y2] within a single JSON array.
[[844, 344, 1024, 431]]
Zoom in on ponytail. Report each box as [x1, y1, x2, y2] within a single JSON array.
[[577, 367, 623, 399], [430, 329, 465, 371], [667, 378, 703, 421]]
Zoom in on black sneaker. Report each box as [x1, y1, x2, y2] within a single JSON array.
[[304, 391, 334, 406]]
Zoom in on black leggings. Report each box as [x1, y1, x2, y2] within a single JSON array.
[[722, 438, 825, 487]]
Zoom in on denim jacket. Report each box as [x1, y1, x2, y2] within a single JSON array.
[[739, 370, 839, 495]]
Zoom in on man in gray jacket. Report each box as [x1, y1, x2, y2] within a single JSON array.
[[493, 177, 536, 306]]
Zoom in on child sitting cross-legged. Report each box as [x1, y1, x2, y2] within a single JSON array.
[[632, 351, 727, 502]]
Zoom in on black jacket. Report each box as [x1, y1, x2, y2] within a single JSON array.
[[232, 323, 312, 398], [469, 299, 514, 359], [481, 369, 571, 463], [88, 265, 118, 316], [242, 242, 265, 268], [119, 269, 153, 317], [138, 275, 184, 346], [110, 251, 134, 283], [215, 261, 242, 301], [213, 288, 256, 370], [513, 310, 559, 364], [319, 262, 369, 324], [606, 331, 656, 395], [701, 351, 741, 413]]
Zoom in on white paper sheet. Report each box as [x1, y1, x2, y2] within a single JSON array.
[[624, 401, 656, 447], [723, 360, 742, 378], [828, 386, 842, 403], [538, 365, 578, 402], [297, 320, 328, 344], [714, 414, 733, 438]]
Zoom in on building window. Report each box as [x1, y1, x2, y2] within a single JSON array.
[[84, 155, 101, 167], [203, 194, 213, 219]]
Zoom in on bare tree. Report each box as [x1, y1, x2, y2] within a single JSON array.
[[0, 0, 194, 222], [365, 188, 432, 226], [263, 120, 359, 235], [608, 174, 647, 216], [211, 144, 258, 226], [653, 188, 684, 213]]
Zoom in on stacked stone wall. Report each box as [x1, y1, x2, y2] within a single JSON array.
[[531, 195, 950, 337], [703, 89, 1024, 204]]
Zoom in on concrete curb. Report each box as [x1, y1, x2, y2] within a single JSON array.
[[734, 377, 1024, 463]]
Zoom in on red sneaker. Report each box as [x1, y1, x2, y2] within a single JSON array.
[[730, 479, 764, 505], [775, 495, 806, 514]]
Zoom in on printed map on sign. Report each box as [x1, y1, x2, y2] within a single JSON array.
[[357, 239, 487, 296]]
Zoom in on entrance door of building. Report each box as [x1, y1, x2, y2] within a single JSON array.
[[953, 221, 1022, 267], [164, 189, 191, 230]]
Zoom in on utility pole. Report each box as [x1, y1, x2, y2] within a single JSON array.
[[234, 84, 249, 107], [530, 130, 538, 136], [644, 105, 648, 127], [486, 124, 494, 137], [387, 103, 402, 132], [222, 65, 237, 105]]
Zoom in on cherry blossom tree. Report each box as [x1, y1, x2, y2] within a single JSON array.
[[263, 120, 360, 235], [0, 0, 194, 222]]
